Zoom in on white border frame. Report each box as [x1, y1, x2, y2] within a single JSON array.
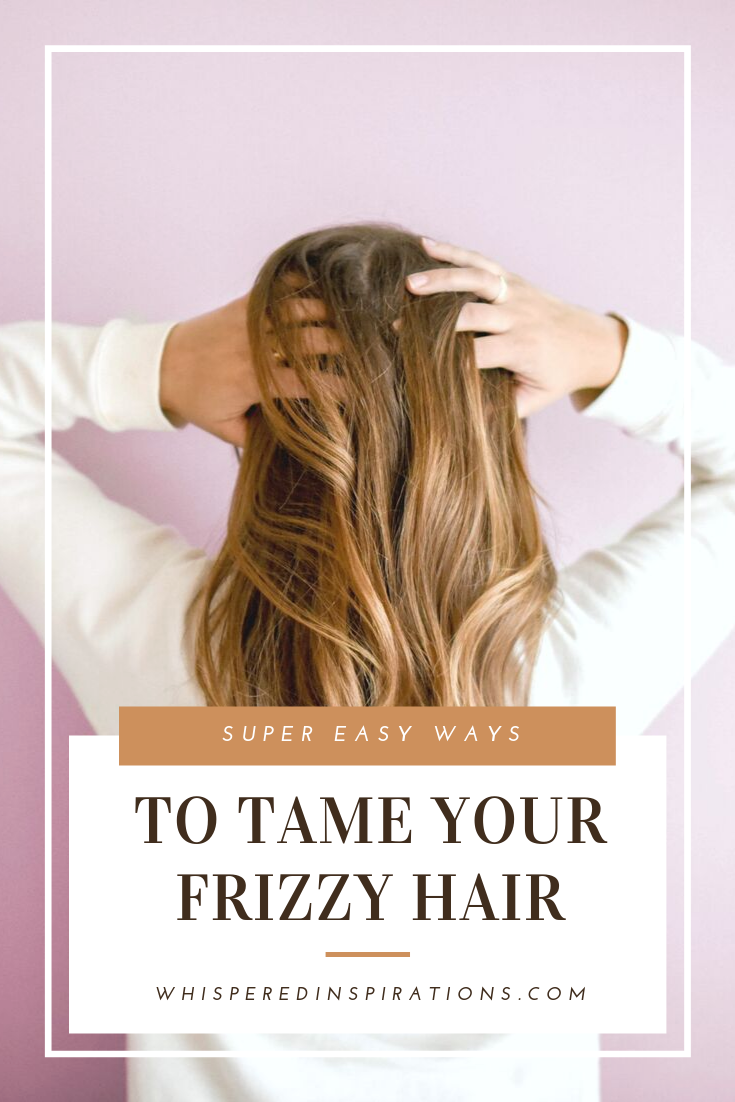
[[44, 42, 692, 1059]]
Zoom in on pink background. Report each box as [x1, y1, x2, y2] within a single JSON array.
[[1, 5, 733, 1101]]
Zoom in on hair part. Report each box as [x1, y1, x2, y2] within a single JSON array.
[[189, 223, 556, 706]]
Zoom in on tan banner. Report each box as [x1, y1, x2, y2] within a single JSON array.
[[118, 706, 615, 766]]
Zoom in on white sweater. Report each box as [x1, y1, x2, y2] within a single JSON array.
[[1, 317, 733, 1101]]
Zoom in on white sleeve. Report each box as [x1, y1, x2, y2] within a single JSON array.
[[545, 316, 735, 736], [0, 321, 208, 737]]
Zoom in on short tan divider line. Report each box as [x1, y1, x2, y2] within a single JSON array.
[[325, 951, 410, 958]]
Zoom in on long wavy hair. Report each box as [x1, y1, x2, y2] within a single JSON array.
[[190, 223, 556, 706]]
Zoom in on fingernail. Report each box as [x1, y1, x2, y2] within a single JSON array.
[[421, 236, 436, 247], [407, 272, 428, 289]]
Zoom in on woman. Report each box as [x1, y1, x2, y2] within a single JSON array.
[[1, 223, 733, 1100]]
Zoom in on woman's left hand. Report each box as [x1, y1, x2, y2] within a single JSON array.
[[406, 238, 628, 418]]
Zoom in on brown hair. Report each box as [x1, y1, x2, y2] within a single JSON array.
[[190, 223, 556, 706]]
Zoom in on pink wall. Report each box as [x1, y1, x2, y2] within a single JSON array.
[[1, 5, 733, 1101]]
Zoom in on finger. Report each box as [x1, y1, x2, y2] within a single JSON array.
[[515, 385, 548, 420], [277, 298, 331, 326], [455, 301, 513, 335], [277, 270, 317, 293], [421, 237, 505, 276], [393, 301, 511, 334], [406, 265, 505, 303], [271, 366, 310, 398], [285, 325, 343, 357], [271, 327, 343, 365], [269, 365, 346, 403], [472, 335, 515, 370]]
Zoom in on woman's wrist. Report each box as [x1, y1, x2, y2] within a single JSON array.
[[159, 322, 191, 427], [570, 311, 628, 411]]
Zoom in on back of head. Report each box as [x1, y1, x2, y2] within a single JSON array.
[[192, 223, 556, 706]]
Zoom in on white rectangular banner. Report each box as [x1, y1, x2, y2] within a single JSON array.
[[68, 736, 666, 1034]]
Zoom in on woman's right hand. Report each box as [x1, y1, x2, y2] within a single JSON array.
[[406, 239, 628, 418], [160, 294, 336, 446]]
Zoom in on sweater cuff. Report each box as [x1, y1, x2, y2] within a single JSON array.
[[93, 319, 179, 433], [581, 314, 682, 437]]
